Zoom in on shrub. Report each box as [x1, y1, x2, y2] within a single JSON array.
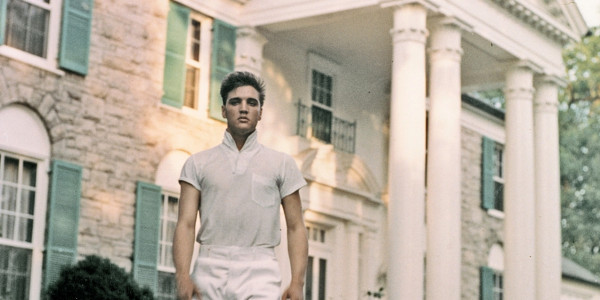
[[46, 255, 154, 300]]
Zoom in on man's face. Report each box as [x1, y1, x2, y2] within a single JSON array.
[[222, 85, 262, 136]]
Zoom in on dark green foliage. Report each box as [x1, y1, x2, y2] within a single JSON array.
[[560, 26, 600, 277], [46, 255, 154, 300]]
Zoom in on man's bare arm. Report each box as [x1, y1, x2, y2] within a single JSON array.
[[281, 190, 308, 300], [173, 181, 201, 300]]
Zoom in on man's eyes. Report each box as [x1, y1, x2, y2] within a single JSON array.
[[227, 99, 259, 106]]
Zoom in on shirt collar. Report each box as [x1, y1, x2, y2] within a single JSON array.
[[223, 130, 259, 153]]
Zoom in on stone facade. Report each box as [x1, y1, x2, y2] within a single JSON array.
[[0, 1, 227, 271], [460, 126, 504, 299]]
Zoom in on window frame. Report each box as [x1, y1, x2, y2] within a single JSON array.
[[181, 12, 212, 115], [305, 222, 332, 300], [0, 150, 48, 300], [488, 141, 504, 218], [307, 52, 339, 144], [0, 0, 64, 74]]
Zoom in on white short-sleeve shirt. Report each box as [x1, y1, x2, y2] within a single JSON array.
[[179, 131, 307, 247]]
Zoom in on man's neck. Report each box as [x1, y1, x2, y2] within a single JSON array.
[[227, 129, 254, 151]]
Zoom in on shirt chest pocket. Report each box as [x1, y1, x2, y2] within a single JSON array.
[[251, 174, 279, 207]]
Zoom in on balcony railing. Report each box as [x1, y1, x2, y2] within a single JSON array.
[[296, 101, 356, 153]]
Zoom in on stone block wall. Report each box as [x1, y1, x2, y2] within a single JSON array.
[[460, 126, 504, 299], [0, 0, 226, 270]]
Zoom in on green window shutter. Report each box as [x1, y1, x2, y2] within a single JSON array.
[[481, 136, 494, 210], [0, 0, 7, 45], [133, 181, 162, 293], [161, 1, 190, 108], [59, 0, 93, 75], [480, 266, 494, 300], [209, 19, 237, 121], [44, 160, 83, 289]]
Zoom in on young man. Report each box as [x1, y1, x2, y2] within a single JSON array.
[[173, 71, 308, 300]]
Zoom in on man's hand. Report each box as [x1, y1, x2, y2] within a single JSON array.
[[176, 275, 201, 300], [281, 282, 304, 300]]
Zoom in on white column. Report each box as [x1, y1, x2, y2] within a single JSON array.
[[534, 75, 562, 300], [503, 61, 537, 300], [383, 2, 429, 299], [235, 26, 267, 74], [426, 17, 468, 300], [345, 225, 361, 300]]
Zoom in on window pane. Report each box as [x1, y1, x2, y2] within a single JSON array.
[[168, 196, 178, 218], [311, 106, 332, 143], [0, 245, 31, 300], [3, 157, 19, 184], [305, 256, 314, 300], [22, 161, 36, 187], [17, 218, 33, 242], [0, 215, 15, 240], [494, 182, 504, 212], [318, 258, 327, 300], [20, 189, 35, 215], [190, 20, 201, 62], [27, 4, 49, 57], [184, 66, 199, 109], [6, 0, 49, 58], [157, 271, 177, 300], [1, 186, 17, 211]]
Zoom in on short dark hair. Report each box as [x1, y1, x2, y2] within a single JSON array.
[[220, 71, 266, 106]]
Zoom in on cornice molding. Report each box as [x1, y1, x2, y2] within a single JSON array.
[[489, 0, 579, 44]]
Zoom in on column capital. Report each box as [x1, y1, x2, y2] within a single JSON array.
[[235, 26, 268, 74], [380, 0, 440, 12], [534, 75, 563, 114], [504, 60, 538, 100], [430, 16, 473, 33], [390, 27, 429, 44], [428, 17, 469, 62], [534, 74, 567, 88], [509, 59, 543, 74], [237, 26, 268, 47]]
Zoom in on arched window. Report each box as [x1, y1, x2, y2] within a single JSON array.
[[481, 243, 504, 300], [155, 150, 191, 300], [0, 105, 50, 300]]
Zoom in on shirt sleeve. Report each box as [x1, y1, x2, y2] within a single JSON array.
[[179, 155, 202, 191], [279, 154, 307, 199]]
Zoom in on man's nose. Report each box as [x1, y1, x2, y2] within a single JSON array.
[[239, 100, 248, 112]]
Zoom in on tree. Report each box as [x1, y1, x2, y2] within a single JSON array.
[[560, 26, 600, 276]]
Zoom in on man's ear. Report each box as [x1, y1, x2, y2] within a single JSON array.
[[221, 105, 226, 119], [258, 107, 262, 121]]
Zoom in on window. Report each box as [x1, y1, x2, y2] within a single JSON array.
[[152, 150, 191, 299], [183, 15, 211, 110], [480, 266, 503, 300], [305, 224, 330, 300], [0, 105, 53, 300], [297, 53, 356, 152], [311, 69, 333, 143], [481, 136, 504, 213], [306, 225, 326, 244], [162, 1, 235, 120], [4, 0, 50, 57], [156, 193, 178, 300], [311, 69, 333, 144], [0, 154, 37, 300], [481, 244, 504, 300], [492, 143, 504, 211], [0, 0, 93, 74]]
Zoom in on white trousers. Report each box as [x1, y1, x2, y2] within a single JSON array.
[[191, 245, 282, 300]]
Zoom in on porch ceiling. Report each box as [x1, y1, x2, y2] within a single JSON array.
[[259, 6, 515, 92]]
